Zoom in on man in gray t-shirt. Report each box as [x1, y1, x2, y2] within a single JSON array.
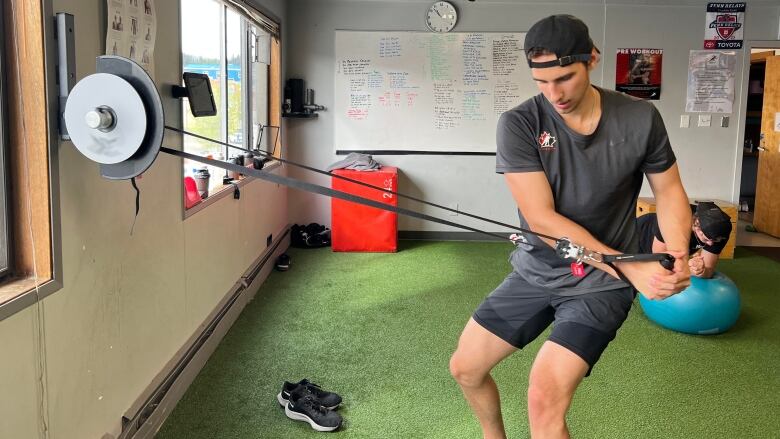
[[449, 15, 692, 439], [496, 86, 678, 295]]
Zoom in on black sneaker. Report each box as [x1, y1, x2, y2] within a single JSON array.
[[276, 379, 342, 409], [291, 224, 332, 248], [284, 392, 342, 432], [274, 253, 291, 271]]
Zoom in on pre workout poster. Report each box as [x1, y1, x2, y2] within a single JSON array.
[[615, 48, 662, 100]]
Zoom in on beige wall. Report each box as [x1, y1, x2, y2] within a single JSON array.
[[0, 309, 40, 438], [285, 0, 780, 230], [0, 0, 287, 437]]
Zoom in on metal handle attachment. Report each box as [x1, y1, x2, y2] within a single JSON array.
[[85, 106, 116, 132], [556, 238, 676, 270]]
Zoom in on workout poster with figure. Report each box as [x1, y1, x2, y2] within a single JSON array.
[[615, 48, 662, 100], [105, 0, 157, 75]]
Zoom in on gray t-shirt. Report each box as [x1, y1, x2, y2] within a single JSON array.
[[496, 87, 676, 295]]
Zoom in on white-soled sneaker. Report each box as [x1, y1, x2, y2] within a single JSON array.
[[284, 392, 342, 432], [276, 379, 342, 409]]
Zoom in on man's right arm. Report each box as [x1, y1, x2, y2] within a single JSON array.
[[504, 172, 680, 297], [618, 164, 691, 299], [504, 172, 616, 260]]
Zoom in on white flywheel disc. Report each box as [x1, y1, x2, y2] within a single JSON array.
[[64, 73, 147, 165]]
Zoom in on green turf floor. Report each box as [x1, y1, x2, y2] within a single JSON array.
[[156, 242, 780, 438]]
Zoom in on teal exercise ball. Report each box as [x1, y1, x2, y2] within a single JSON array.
[[638, 272, 741, 335]]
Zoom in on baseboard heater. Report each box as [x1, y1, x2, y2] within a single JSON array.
[[116, 226, 290, 439]]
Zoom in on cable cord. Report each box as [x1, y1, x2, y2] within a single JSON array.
[[9, 1, 50, 436], [130, 177, 140, 235]]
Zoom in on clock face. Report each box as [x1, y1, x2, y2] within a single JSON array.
[[426, 1, 458, 33]]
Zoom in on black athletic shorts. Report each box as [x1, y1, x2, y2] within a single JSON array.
[[473, 272, 635, 376]]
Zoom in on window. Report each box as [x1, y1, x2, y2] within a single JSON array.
[[1, 0, 62, 319], [1, 20, 10, 278], [180, 0, 280, 203]]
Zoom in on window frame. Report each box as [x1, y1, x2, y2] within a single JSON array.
[[0, 2, 11, 279], [0, 0, 64, 322], [180, 0, 281, 218]]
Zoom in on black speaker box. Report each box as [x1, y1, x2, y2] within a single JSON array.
[[287, 78, 305, 113]]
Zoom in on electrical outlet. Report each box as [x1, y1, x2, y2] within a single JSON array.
[[448, 203, 459, 216], [720, 116, 729, 127], [680, 115, 690, 128], [698, 114, 711, 127], [266, 234, 272, 247]]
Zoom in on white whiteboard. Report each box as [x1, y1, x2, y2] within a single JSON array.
[[334, 31, 529, 153]]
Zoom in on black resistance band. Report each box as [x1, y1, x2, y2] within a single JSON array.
[[162, 146, 510, 241], [163, 126, 674, 269], [160, 134, 674, 285], [164, 126, 553, 240]]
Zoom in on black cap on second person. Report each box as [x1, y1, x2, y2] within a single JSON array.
[[524, 15, 595, 68], [696, 202, 732, 243]]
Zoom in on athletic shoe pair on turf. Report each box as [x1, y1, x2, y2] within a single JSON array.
[[277, 379, 343, 432]]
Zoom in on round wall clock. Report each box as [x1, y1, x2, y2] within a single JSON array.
[[426, 1, 458, 33]]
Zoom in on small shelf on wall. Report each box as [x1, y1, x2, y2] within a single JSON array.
[[282, 112, 319, 119]]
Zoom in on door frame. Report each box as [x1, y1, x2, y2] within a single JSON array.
[[733, 40, 780, 205]]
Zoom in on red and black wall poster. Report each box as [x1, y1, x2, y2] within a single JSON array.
[[615, 48, 662, 100]]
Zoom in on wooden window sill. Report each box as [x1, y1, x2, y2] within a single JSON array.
[[183, 161, 281, 219], [0, 276, 44, 303], [0, 275, 61, 321]]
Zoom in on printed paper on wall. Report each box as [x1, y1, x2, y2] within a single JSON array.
[[686, 50, 737, 113], [105, 0, 157, 75]]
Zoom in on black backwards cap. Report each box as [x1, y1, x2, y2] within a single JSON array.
[[524, 15, 595, 68], [695, 201, 732, 242]]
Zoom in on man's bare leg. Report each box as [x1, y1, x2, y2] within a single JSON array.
[[450, 318, 517, 439], [526, 341, 589, 439]]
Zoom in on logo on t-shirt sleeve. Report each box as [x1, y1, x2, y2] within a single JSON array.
[[538, 131, 557, 150]]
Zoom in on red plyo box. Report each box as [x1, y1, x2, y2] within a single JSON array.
[[331, 167, 398, 252]]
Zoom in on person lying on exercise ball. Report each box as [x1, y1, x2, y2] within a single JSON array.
[[637, 201, 732, 278]]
